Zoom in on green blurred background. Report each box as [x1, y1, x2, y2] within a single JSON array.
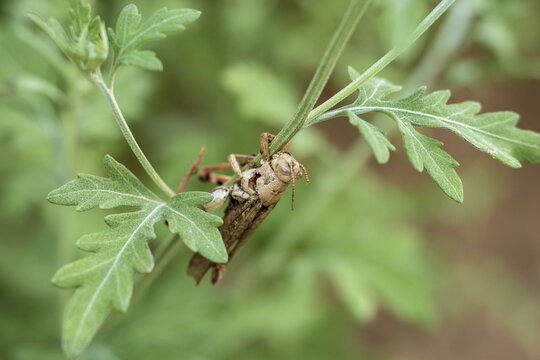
[[1, 0, 540, 359]]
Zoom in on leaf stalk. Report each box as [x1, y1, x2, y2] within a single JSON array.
[[91, 68, 176, 197]]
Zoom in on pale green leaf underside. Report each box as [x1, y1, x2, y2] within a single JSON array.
[[108, 4, 200, 72], [397, 122, 463, 202], [48, 155, 224, 358], [47, 154, 161, 210], [165, 193, 227, 263], [348, 111, 395, 164], [317, 66, 540, 202], [53, 206, 163, 357], [121, 50, 163, 71]]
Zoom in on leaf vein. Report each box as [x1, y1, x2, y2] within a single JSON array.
[[165, 205, 219, 253], [353, 105, 540, 150], [71, 203, 164, 346], [117, 14, 186, 61]]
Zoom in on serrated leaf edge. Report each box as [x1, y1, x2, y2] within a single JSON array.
[[66, 202, 165, 351], [347, 104, 538, 167], [347, 111, 395, 164], [49, 155, 227, 357], [110, 6, 200, 72], [397, 122, 463, 202]]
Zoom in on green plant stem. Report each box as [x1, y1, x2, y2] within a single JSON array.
[[305, 0, 455, 127], [257, 3, 470, 275], [405, 0, 481, 89], [130, 0, 454, 297], [222, 0, 371, 189], [91, 68, 176, 197], [267, 0, 371, 156], [134, 0, 374, 293]]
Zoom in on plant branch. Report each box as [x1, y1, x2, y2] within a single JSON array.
[[405, 0, 481, 90], [267, 0, 371, 155], [234, 0, 369, 168], [305, 0, 455, 127], [219, 0, 371, 189], [91, 68, 176, 198]]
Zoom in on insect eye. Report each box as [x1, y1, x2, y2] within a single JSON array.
[[280, 163, 291, 174]]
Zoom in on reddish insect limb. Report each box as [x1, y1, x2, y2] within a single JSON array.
[[260, 132, 288, 159], [199, 154, 256, 185], [199, 162, 232, 185], [176, 146, 206, 193]]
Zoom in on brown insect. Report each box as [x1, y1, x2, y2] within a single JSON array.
[[187, 133, 309, 284]]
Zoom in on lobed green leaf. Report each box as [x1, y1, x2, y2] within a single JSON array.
[[29, 0, 108, 72], [53, 206, 164, 358], [165, 192, 226, 263], [68, 0, 91, 39], [347, 111, 395, 164], [317, 66, 540, 202], [48, 156, 226, 358], [397, 122, 463, 202], [108, 5, 200, 72], [27, 13, 70, 53], [47, 155, 161, 211], [121, 50, 163, 71], [347, 72, 540, 168]]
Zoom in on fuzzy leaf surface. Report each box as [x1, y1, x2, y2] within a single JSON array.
[[48, 155, 225, 358], [108, 4, 200, 72], [164, 193, 226, 263], [345, 68, 540, 168], [314, 67, 540, 201], [347, 112, 395, 164], [397, 122, 463, 202], [48, 155, 162, 211]]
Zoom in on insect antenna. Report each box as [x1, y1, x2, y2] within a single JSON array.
[[299, 163, 310, 184], [290, 161, 296, 211]]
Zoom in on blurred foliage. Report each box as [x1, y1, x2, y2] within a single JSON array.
[[0, 0, 539, 359]]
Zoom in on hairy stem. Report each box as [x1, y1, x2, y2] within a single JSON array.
[[91, 68, 176, 197], [305, 0, 455, 127]]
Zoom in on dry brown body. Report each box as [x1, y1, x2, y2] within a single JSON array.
[[187, 147, 307, 284], [187, 196, 276, 284]]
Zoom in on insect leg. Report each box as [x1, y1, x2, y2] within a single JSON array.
[[176, 147, 206, 193], [200, 154, 255, 184], [260, 132, 287, 159], [260, 132, 274, 159], [199, 162, 233, 185], [228, 154, 256, 177]]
